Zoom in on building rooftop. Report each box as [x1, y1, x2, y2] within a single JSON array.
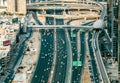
[[0, 16, 22, 59]]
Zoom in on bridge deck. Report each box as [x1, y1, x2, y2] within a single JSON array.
[[27, 1, 102, 7], [27, 25, 94, 30], [27, 6, 101, 10], [27, 1, 102, 12], [37, 14, 100, 19]]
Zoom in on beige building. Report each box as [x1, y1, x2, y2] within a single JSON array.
[[0, 0, 26, 14], [16, 0, 26, 14], [7, 0, 15, 13]]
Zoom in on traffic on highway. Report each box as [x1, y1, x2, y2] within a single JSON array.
[[9, 0, 111, 83], [0, 0, 118, 83], [29, 3, 110, 82]]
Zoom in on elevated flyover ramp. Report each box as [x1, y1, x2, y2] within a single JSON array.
[[36, 14, 100, 20], [27, 1, 102, 12], [26, 0, 110, 83], [27, 1, 103, 30]]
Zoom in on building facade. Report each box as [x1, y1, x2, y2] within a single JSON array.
[[16, 0, 26, 14], [7, 0, 15, 13], [0, 0, 26, 14]]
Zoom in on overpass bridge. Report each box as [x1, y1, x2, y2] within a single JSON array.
[[27, 1, 102, 12], [25, 1, 110, 83], [36, 14, 100, 20], [26, 1, 102, 29], [27, 6, 101, 11], [26, 0, 104, 28], [27, 25, 94, 30]]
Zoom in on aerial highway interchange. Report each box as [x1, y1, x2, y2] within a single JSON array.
[[26, 0, 111, 83], [0, 0, 119, 83]]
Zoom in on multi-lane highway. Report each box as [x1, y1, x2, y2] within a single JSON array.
[[31, 29, 54, 83], [31, 13, 54, 83], [66, 18, 87, 83], [52, 18, 68, 83], [28, 1, 110, 83], [52, 29, 68, 83], [0, 0, 112, 83], [31, 11, 70, 83], [70, 30, 79, 83], [70, 30, 86, 83]]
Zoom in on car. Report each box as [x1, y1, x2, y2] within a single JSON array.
[[35, 75, 37, 78], [88, 62, 91, 66], [89, 66, 92, 70], [5, 21, 10, 25], [0, 21, 4, 24]]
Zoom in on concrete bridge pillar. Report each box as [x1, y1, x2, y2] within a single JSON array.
[[63, 9, 66, 15], [42, 9, 46, 14], [37, 13, 46, 25], [84, 17, 87, 21], [54, 10, 56, 25]]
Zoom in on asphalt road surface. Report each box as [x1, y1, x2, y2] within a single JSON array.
[[52, 18, 68, 83], [88, 32, 100, 83], [69, 29, 81, 83], [31, 29, 54, 83]]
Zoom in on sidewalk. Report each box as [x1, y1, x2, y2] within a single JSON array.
[[82, 60, 91, 83], [12, 29, 41, 83]]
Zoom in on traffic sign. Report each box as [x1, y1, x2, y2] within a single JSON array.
[[73, 61, 82, 66], [78, 61, 82, 66], [73, 61, 78, 66], [80, 29, 85, 32], [71, 34, 76, 37], [12, 17, 18, 23]]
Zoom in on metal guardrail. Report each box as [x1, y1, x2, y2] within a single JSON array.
[[27, 6, 101, 10], [27, 25, 93, 30]]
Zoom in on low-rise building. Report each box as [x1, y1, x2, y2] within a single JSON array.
[[0, 17, 20, 59]]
